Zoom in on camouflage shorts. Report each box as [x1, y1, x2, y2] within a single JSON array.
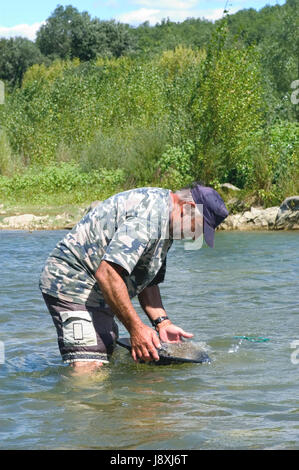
[[42, 293, 119, 364]]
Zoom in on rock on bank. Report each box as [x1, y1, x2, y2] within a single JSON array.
[[0, 197, 298, 231], [0, 210, 83, 230], [218, 196, 299, 231]]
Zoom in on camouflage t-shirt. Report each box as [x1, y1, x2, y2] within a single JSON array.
[[39, 187, 173, 306]]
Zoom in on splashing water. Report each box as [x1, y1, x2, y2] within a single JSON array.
[[228, 338, 244, 354], [159, 340, 211, 362], [228, 336, 270, 354]]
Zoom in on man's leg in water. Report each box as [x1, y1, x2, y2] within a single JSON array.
[[69, 360, 103, 375]]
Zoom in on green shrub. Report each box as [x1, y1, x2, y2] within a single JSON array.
[[267, 122, 299, 183], [0, 162, 125, 204], [190, 21, 264, 188], [0, 129, 13, 176], [155, 140, 195, 190], [0, 30, 298, 208], [80, 123, 170, 186]]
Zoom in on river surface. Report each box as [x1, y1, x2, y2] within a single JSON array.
[[0, 230, 298, 450]]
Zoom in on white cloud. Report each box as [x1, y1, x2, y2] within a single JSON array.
[[117, 8, 161, 25], [0, 22, 44, 41], [207, 7, 239, 19], [201, 7, 230, 20], [132, 0, 198, 9], [117, 6, 230, 25]]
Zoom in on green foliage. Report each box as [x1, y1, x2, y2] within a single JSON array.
[[0, 129, 16, 176], [0, 3, 298, 208], [0, 162, 125, 204], [0, 37, 44, 87], [131, 17, 214, 56], [267, 122, 299, 183], [191, 20, 264, 188], [155, 140, 195, 190], [0, 53, 196, 166], [226, 0, 299, 122], [80, 123, 170, 186], [36, 5, 134, 61], [36, 5, 88, 59], [0, 129, 12, 176]]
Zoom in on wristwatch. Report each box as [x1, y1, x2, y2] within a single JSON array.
[[151, 316, 169, 329]]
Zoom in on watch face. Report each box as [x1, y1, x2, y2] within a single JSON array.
[[154, 316, 168, 326]]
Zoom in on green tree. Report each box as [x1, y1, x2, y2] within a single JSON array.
[[225, 0, 299, 121], [131, 17, 213, 56], [36, 5, 84, 59], [36, 4, 134, 61], [190, 21, 265, 187], [0, 37, 44, 87], [258, 0, 299, 119], [95, 20, 134, 58]]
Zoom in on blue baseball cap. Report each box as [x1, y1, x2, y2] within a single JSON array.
[[191, 183, 229, 248]]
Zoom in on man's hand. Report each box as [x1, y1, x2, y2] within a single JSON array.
[[130, 323, 162, 363], [157, 321, 193, 344], [137, 285, 193, 346]]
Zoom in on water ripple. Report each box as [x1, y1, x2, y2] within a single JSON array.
[[0, 231, 298, 449]]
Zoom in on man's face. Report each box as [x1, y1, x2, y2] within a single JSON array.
[[172, 201, 203, 240]]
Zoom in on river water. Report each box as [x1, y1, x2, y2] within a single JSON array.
[[0, 230, 298, 450]]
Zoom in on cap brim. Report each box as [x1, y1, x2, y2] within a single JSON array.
[[203, 219, 215, 248]]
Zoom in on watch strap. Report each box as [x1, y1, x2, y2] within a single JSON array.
[[151, 316, 169, 328]]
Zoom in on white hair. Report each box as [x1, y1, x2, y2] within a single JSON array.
[[174, 187, 193, 202]]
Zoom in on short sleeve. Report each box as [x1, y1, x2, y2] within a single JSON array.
[[147, 257, 167, 286], [101, 217, 152, 274]]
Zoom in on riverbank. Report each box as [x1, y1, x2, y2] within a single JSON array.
[[0, 202, 87, 230], [0, 196, 298, 231], [218, 196, 299, 231]]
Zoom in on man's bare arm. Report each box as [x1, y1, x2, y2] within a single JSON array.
[[138, 285, 194, 343], [95, 260, 161, 362], [138, 285, 172, 328]]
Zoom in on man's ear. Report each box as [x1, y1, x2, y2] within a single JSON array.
[[179, 200, 195, 208], [180, 200, 196, 210], [180, 200, 196, 218]]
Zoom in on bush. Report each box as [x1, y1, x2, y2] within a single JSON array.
[[0, 37, 44, 87], [155, 140, 195, 190], [80, 123, 170, 186], [0, 25, 298, 208], [0, 129, 16, 176], [0, 162, 125, 204], [0, 57, 168, 165], [190, 21, 264, 188], [267, 122, 299, 183]]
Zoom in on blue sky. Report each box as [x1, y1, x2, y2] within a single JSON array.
[[0, 0, 286, 40]]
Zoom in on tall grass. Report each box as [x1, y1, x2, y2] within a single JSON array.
[[0, 162, 125, 204], [80, 123, 171, 186], [0, 129, 24, 176]]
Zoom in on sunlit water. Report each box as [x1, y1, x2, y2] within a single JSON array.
[[0, 230, 298, 450]]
